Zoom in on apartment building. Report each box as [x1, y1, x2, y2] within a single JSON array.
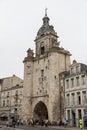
[[0, 75, 23, 121], [64, 60, 87, 126]]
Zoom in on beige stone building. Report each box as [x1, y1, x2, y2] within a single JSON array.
[[22, 13, 71, 123], [0, 75, 23, 120]]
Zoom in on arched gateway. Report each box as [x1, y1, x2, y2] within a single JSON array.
[[22, 12, 71, 122], [33, 101, 48, 120]]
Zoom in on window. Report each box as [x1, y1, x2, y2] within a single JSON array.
[[76, 66, 79, 73], [66, 79, 69, 88], [83, 92, 87, 104], [81, 75, 85, 85], [76, 77, 79, 86], [41, 69, 44, 77], [84, 109, 87, 115], [41, 46, 45, 54], [77, 95, 81, 105], [15, 90, 18, 96], [83, 95, 86, 104], [7, 100, 9, 106], [7, 92, 9, 98], [78, 109, 82, 119], [41, 43, 45, 55], [71, 78, 74, 87], [67, 110, 70, 123], [66, 94, 70, 105], [15, 108, 17, 111], [3, 92, 5, 97], [72, 93, 75, 105], [3, 100, 5, 107], [71, 68, 74, 74]]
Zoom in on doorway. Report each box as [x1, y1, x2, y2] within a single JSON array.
[[34, 101, 48, 121]]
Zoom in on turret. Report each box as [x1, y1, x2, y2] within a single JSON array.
[[22, 48, 34, 119]]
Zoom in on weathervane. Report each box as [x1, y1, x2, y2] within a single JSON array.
[[45, 8, 48, 16]]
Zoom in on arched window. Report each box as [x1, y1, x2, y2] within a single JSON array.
[[41, 43, 45, 55], [3, 100, 5, 107], [41, 46, 45, 55]]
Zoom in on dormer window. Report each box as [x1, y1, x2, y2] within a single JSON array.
[[81, 75, 85, 85], [76, 66, 79, 73], [71, 68, 74, 75], [76, 77, 80, 86]]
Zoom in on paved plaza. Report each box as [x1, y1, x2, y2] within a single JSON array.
[[0, 125, 85, 130]]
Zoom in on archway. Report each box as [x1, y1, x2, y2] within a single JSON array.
[[33, 101, 48, 121]]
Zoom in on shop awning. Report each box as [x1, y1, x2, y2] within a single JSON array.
[[82, 91, 86, 94], [71, 109, 75, 113], [77, 92, 80, 95], [67, 94, 69, 96], [0, 114, 8, 117], [71, 93, 75, 95]]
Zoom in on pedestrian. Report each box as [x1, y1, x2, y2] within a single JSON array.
[[17, 119, 19, 126], [44, 119, 48, 127], [64, 119, 67, 127], [12, 119, 16, 128], [6, 120, 9, 127], [79, 118, 83, 130]]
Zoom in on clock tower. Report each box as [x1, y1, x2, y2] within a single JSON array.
[[22, 11, 71, 122]]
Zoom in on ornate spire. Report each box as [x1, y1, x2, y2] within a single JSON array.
[[45, 8, 47, 17], [43, 8, 49, 26], [36, 10, 57, 38]]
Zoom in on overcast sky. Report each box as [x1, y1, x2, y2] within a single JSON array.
[[0, 0, 87, 79]]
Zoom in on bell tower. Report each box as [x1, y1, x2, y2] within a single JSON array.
[[35, 10, 60, 57]]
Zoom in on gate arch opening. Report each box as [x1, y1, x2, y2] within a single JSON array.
[[33, 101, 48, 121]]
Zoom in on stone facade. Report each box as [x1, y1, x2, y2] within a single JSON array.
[[22, 13, 71, 123], [0, 75, 23, 120]]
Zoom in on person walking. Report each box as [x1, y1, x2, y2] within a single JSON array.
[[17, 119, 19, 126], [12, 118, 16, 128], [79, 119, 83, 130], [64, 119, 67, 127]]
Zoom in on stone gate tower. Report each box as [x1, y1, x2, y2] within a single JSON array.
[[22, 12, 71, 122]]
